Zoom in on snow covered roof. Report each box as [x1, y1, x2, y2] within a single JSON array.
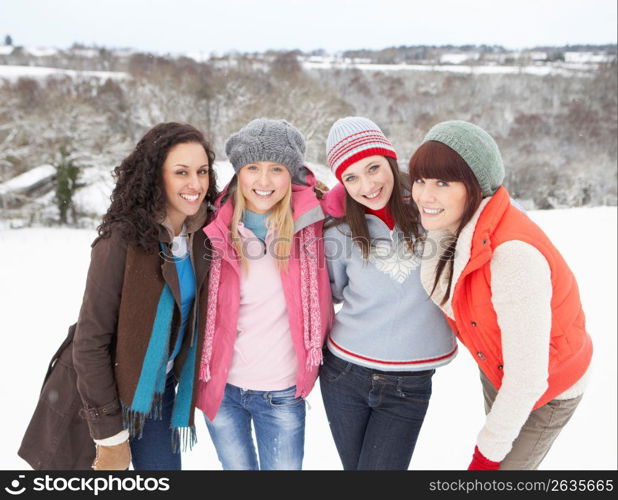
[[0, 164, 56, 195]]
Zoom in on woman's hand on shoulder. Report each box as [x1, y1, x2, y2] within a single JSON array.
[[313, 180, 330, 200]]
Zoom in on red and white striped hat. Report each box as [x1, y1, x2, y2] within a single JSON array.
[[326, 116, 397, 181]]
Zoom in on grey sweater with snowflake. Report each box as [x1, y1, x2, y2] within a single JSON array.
[[324, 215, 457, 371]]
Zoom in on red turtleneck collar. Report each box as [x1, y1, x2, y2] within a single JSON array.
[[365, 205, 395, 230]]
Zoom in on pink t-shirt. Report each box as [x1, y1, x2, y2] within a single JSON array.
[[226, 223, 297, 391]]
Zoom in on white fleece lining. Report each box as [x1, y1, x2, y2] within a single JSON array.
[[447, 197, 492, 314], [420, 197, 491, 318]]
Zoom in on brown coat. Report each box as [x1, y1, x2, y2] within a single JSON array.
[[18, 209, 211, 469]]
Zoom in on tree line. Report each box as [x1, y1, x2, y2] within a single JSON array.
[[0, 47, 616, 226]]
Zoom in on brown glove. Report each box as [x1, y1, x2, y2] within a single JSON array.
[[92, 440, 131, 470], [313, 180, 330, 199]]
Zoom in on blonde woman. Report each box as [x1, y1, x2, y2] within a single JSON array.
[[195, 119, 333, 470]]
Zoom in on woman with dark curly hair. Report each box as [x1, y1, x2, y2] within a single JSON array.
[[71, 122, 218, 470]]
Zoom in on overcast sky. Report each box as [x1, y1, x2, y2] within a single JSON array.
[[2, 0, 616, 55]]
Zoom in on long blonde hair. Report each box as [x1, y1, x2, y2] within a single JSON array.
[[230, 180, 294, 272]]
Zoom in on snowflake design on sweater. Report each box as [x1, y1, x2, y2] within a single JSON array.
[[368, 239, 420, 284]]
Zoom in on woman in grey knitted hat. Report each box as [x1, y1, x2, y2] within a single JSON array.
[[195, 118, 333, 470], [409, 120, 592, 470]]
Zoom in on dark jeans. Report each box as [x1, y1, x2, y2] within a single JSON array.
[[319, 350, 434, 470], [129, 374, 181, 470]]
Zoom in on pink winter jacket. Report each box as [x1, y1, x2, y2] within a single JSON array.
[[196, 171, 334, 421]]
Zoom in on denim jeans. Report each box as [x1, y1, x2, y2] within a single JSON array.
[[129, 374, 181, 470], [320, 350, 434, 470], [204, 384, 306, 470]]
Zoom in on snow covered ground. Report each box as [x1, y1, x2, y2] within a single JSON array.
[[0, 64, 129, 82], [302, 61, 597, 77], [0, 206, 615, 470], [0, 57, 603, 84]]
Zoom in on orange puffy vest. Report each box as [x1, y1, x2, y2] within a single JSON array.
[[447, 186, 592, 410]]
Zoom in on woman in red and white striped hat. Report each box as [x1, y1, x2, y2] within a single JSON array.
[[319, 117, 457, 470]]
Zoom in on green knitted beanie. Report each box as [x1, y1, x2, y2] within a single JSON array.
[[423, 120, 505, 197]]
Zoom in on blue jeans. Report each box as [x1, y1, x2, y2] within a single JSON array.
[[204, 384, 306, 470], [320, 350, 434, 470], [129, 374, 181, 470]]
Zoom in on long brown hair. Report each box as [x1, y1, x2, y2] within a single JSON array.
[[328, 157, 422, 259], [408, 140, 483, 305], [97, 123, 218, 253]]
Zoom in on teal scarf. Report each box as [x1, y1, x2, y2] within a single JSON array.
[[242, 209, 269, 242], [122, 252, 198, 451]]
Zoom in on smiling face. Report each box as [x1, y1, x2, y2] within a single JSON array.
[[162, 142, 210, 234], [411, 178, 468, 234], [238, 161, 291, 214], [340, 155, 395, 210]]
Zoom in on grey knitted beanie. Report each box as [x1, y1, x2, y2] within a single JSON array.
[[423, 120, 505, 197], [225, 118, 306, 178]]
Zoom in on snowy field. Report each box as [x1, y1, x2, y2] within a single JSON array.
[[0, 64, 128, 82], [0, 55, 606, 84], [0, 206, 615, 470], [302, 60, 596, 77]]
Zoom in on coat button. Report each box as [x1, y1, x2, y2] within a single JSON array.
[[476, 351, 486, 361], [482, 240, 487, 245], [498, 365, 503, 370], [471, 321, 477, 327]]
